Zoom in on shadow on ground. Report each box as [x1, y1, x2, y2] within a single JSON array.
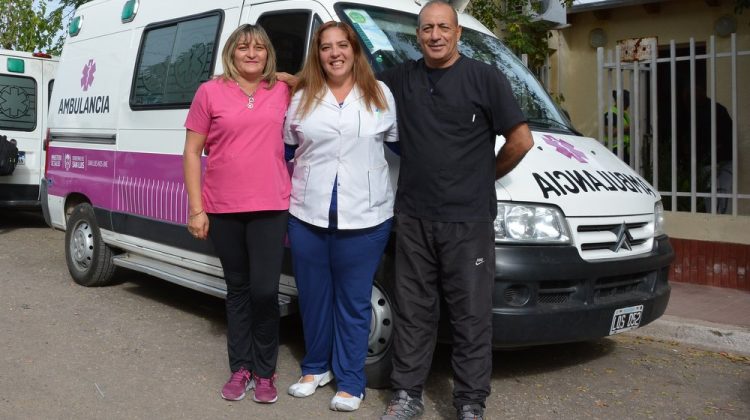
[[104, 265, 619, 418], [115, 267, 307, 352], [0, 209, 47, 233], [419, 337, 616, 414]]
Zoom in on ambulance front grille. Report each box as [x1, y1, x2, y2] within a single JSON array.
[[568, 215, 655, 261], [593, 274, 646, 302], [537, 280, 577, 305]]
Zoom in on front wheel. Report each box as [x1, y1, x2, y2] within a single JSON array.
[[65, 203, 116, 286], [365, 257, 396, 389]]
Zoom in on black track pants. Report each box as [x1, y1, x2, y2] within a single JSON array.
[[390, 213, 495, 408]]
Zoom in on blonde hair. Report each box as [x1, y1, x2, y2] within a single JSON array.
[[293, 21, 387, 118], [219, 24, 277, 88]]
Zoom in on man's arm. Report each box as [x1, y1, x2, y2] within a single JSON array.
[[495, 122, 533, 180]]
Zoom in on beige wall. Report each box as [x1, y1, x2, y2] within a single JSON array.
[[666, 211, 750, 244], [551, 0, 750, 214]]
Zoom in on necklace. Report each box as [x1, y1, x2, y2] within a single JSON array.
[[236, 81, 259, 109]]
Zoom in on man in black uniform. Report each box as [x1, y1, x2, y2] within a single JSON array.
[[379, 1, 533, 419]]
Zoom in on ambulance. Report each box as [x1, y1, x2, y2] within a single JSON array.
[[42, 0, 673, 388], [0, 50, 57, 207]]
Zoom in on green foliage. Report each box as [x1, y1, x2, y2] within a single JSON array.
[[0, 0, 64, 54], [58, 0, 90, 12], [467, 0, 747, 70], [467, 0, 573, 70]]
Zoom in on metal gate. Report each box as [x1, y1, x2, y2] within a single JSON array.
[[597, 34, 748, 216]]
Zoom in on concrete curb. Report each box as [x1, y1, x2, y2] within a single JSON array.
[[627, 315, 750, 357]]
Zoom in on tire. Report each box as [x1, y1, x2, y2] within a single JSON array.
[[65, 203, 116, 287], [365, 255, 396, 389]]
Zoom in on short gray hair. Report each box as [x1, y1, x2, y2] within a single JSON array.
[[417, 0, 459, 27]]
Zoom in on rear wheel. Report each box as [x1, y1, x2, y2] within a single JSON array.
[[65, 203, 116, 286], [365, 256, 396, 389]]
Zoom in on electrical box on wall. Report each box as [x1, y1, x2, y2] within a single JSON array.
[[530, 0, 568, 27]]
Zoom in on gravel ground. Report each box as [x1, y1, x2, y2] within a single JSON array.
[[1, 209, 748, 419]]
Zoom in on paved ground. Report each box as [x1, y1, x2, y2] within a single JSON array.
[[667, 281, 750, 329], [635, 281, 750, 357], [1, 209, 749, 419]]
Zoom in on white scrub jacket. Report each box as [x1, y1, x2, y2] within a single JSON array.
[[284, 81, 398, 229]]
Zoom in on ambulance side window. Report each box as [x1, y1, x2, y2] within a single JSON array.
[[0, 74, 37, 131], [258, 12, 320, 74], [131, 12, 222, 109]]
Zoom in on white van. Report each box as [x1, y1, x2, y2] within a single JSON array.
[[0, 50, 58, 208], [42, 0, 673, 388]]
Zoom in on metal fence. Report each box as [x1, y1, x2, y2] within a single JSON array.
[[597, 34, 748, 216]]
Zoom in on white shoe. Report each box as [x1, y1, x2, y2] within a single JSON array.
[[287, 371, 333, 398], [330, 392, 363, 411]]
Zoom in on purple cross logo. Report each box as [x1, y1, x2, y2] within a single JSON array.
[[543, 134, 588, 163], [81, 59, 96, 91]]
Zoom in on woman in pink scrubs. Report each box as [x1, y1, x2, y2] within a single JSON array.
[[183, 24, 290, 404]]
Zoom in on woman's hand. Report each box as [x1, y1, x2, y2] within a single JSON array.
[[187, 210, 209, 240], [184, 129, 209, 240], [276, 72, 299, 88]]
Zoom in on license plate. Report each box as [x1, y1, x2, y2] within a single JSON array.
[[609, 304, 644, 335]]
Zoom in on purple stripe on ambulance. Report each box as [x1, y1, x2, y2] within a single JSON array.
[[47, 147, 201, 225]]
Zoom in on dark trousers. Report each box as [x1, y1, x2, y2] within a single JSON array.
[[390, 213, 495, 408], [288, 216, 392, 396], [208, 210, 288, 377]]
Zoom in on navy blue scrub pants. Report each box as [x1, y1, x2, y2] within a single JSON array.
[[288, 216, 392, 396], [208, 210, 288, 378]]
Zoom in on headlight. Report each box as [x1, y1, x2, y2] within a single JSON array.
[[654, 201, 666, 236], [494, 203, 571, 243]]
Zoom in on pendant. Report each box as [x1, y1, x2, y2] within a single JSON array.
[[247, 96, 255, 109]]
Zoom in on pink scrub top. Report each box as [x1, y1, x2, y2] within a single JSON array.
[[185, 78, 291, 213]]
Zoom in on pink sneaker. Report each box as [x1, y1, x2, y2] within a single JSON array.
[[252, 373, 278, 403], [221, 367, 254, 401]]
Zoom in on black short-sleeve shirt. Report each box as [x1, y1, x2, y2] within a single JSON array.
[[379, 55, 526, 222]]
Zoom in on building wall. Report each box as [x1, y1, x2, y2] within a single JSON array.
[[553, 1, 750, 289], [557, 0, 750, 138], [556, 0, 750, 205]]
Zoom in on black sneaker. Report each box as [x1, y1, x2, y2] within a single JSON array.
[[457, 404, 484, 420], [380, 390, 425, 419]]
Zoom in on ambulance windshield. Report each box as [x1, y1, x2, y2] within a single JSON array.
[[339, 6, 574, 134]]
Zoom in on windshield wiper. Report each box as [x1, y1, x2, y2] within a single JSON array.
[[526, 116, 579, 135]]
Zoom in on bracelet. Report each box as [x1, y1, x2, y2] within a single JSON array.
[[189, 209, 205, 219]]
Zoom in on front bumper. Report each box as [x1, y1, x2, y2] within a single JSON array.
[[491, 235, 673, 347], [0, 184, 40, 208]]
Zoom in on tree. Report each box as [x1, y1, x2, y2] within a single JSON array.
[[57, 0, 90, 14], [467, 0, 573, 71], [0, 0, 63, 53], [468, 0, 748, 71]]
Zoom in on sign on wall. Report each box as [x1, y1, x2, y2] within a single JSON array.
[[617, 37, 658, 62]]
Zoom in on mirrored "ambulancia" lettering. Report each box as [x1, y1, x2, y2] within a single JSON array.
[[532, 170, 655, 199]]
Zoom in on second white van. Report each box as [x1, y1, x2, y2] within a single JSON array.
[[0, 49, 57, 208]]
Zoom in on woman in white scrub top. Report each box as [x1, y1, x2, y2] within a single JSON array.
[[283, 21, 398, 412]]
